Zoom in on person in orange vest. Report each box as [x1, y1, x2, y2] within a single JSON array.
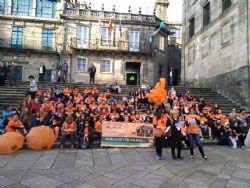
[[61, 115, 76, 149], [186, 108, 208, 160], [6, 114, 26, 134], [153, 109, 171, 160]]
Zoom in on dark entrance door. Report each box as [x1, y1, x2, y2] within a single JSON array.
[[125, 62, 141, 85], [44, 70, 52, 81], [7, 65, 23, 80]]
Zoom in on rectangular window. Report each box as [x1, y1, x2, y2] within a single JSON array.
[[159, 36, 164, 51], [77, 26, 89, 48], [77, 58, 87, 71], [129, 31, 140, 51], [0, 0, 8, 14], [189, 17, 195, 39], [11, 26, 23, 48], [42, 29, 53, 51], [203, 3, 210, 27], [36, 0, 56, 18], [101, 27, 113, 44], [100, 60, 112, 73], [12, 0, 33, 16], [222, 0, 232, 12]]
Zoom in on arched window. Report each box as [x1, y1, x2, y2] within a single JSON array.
[[36, 0, 56, 18], [0, 0, 8, 14], [12, 0, 33, 16]]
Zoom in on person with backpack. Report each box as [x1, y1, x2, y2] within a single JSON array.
[[88, 63, 96, 85]]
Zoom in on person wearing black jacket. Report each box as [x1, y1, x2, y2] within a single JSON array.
[[88, 63, 96, 85], [169, 111, 183, 160]]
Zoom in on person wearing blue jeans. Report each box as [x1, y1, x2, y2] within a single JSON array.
[[188, 134, 208, 160]]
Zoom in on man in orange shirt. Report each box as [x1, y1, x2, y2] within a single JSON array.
[[6, 114, 25, 133], [63, 86, 72, 96]]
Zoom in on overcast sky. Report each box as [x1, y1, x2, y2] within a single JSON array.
[[83, 0, 182, 22]]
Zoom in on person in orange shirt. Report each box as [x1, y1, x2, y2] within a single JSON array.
[[94, 116, 103, 143], [77, 100, 87, 112], [97, 94, 107, 104], [61, 115, 76, 149], [84, 88, 92, 96], [6, 114, 25, 133], [98, 101, 110, 113], [63, 87, 72, 96], [116, 102, 125, 110], [43, 99, 54, 112], [89, 100, 98, 111], [72, 86, 79, 97], [197, 113, 212, 140], [85, 95, 95, 104], [186, 109, 208, 160], [153, 109, 169, 160], [74, 94, 83, 104], [65, 103, 75, 115]]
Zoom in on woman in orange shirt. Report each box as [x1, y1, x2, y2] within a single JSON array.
[[6, 114, 25, 133], [153, 109, 169, 160], [61, 115, 76, 149]]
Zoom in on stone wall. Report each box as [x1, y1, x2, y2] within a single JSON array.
[[182, 0, 250, 109]]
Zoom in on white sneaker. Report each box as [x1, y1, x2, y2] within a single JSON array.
[[155, 155, 161, 160]]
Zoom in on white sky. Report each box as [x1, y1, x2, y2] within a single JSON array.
[[83, 0, 182, 22]]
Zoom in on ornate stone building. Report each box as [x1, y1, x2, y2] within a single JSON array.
[[182, 0, 250, 109], [0, 0, 64, 81], [0, 0, 170, 86]]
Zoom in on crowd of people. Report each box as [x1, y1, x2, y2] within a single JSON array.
[[0, 76, 249, 160]]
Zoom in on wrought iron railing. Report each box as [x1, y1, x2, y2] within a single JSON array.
[[0, 38, 57, 52], [70, 38, 152, 54]]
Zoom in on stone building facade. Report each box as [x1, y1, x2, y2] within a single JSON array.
[[182, 0, 250, 109], [0, 0, 64, 81], [167, 22, 182, 85], [0, 0, 170, 86]]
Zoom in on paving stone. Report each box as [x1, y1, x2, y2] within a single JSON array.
[[6, 183, 30, 188], [52, 159, 75, 169], [227, 180, 250, 188], [4, 160, 36, 170], [163, 176, 184, 188], [32, 154, 58, 170], [93, 149, 112, 167], [233, 168, 250, 180], [82, 175, 117, 188], [21, 175, 63, 188], [0, 175, 16, 186], [77, 183, 99, 188], [1, 169, 28, 182], [74, 149, 93, 168], [14, 151, 43, 161], [0, 157, 14, 167], [120, 148, 149, 165], [209, 178, 228, 188], [237, 163, 250, 170], [133, 174, 166, 188], [122, 171, 148, 183], [151, 166, 174, 178], [107, 148, 128, 166]]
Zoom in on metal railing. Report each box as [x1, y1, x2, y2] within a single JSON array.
[[0, 38, 57, 52], [70, 38, 152, 54]]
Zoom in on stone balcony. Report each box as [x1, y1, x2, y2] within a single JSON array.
[[63, 5, 157, 24], [0, 38, 58, 53], [70, 38, 152, 55]]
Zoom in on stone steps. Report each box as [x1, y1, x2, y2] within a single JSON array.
[[0, 82, 243, 114]]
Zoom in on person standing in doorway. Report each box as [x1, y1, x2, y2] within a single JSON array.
[[38, 63, 46, 81], [88, 63, 96, 85], [9, 62, 17, 87], [0, 62, 7, 86], [62, 61, 68, 82], [169, 67, 173, 86]]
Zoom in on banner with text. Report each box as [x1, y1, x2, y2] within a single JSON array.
[[101, 121, 154, 147]]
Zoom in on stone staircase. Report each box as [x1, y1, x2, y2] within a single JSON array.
[[0, 81, 242, 114]]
